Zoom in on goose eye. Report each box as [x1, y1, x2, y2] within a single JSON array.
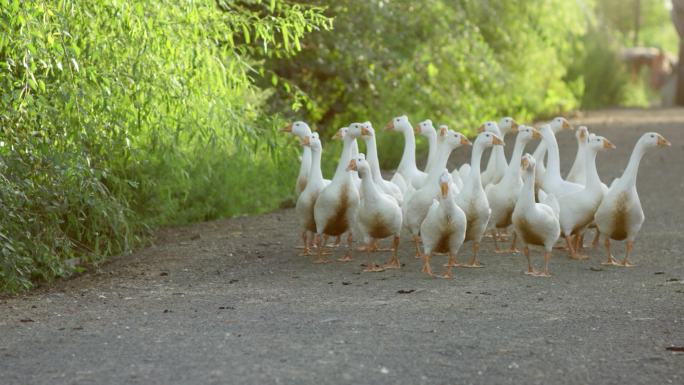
[[650, 134, 655, 138]]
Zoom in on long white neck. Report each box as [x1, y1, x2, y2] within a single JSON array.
[[333, 136, 354, 182], [583, 147, 602, 191], [359, 168, 381, 200], [398, 126, 418, 173], [620, 142, 646, 188], [308, 146, 323, 183], [532, 142, 547, 167], [569, 139, 587, 179], [519, 169, 536, 209], [542, 130, 562, 180], [364, 136, 384, 184], [426, 142, 456, 185], [501, 137, 527, 184], [468, 142, 486, 187], [299, 146, 312, 179], [424, 133, 437, 173]]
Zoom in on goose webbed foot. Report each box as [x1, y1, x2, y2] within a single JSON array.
[[601, 255, 621, 266]]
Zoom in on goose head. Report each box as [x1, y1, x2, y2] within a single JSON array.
[[478, 121, 502, 136], [517, 125, 542, 144], [346, 154, 370, 177], [414, 119, 436, 138], [346, 122, 365, 139], [385, 115, 412, 133], [438, 169, 452, 198], [360, 121, 376, 139], [475, 131, 504, 148], [439, 125, 472, 149], [332, 126, 349, 141], [549, 117, 572, 133], [302, 132, 322, 152], [638, 132, 671, 149], [281, 121, 312, 138], [576, 126, 589, 143], [521, 153, 536, 173], [498, 117, 519, 135], [587, 134, 615, 152]]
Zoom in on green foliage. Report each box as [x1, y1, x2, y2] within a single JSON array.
[[0, 0, 330, 293]]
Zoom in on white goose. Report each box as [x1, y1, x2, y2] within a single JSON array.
[[594, 132, 671, 267], [386, 115, 427, 190], [539, 123, 583, 197], [480, 117, 519, 186], [355, 122, 404, 205], [532, 117, 572, 193], [347, 155, 403, 272], [295, 133, 326, 255], [405, 127, 471, 257], [420, 171, 467, 278], [557, 134, 615, 260], [333, 126, 361, 189], [485, 125, 541, 252], [455, 131, 504, 267], [281, 121, 313, 196], [415, 119, 438, 175], [512, 154, 561, 277], [312, 123, 361, 263]]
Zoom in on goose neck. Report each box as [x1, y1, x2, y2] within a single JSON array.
[[621, 141, 646, 187], [364, 136, 384, 183], [398, 126, 418, 172]]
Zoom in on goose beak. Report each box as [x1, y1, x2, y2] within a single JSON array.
[[280, 123, 293, 133], [510, 121, 519, 132], [562, 120, 572, 130], [332, 130, 343, 140], [579, 129, 587, 140], [460, 136, 472, 146], [477, 124, 485, 133], [439, 126, 448, 137], [301, 136, 311, 146], [657, 135, 671, 147], [385, 120, 395, 131], [346, 159, 357, 171], [413, 124, 421, 135], [531, 128, 542, 139], [361, 126, 371, 136], [492, 135, 504, 146], [602, 138, 616, 150], [439, 182, 449, 197]]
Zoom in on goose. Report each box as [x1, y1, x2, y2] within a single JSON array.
[[556, 134, 615, 260], [420, 170, 467, 278], [312, 123, 362, 263], [405, 127, 471, 257], [539, 123, 583, 197], [512, 154, 561, 277], [333, 127, 362, 189], [353, 122, 404, 205], [415, 119, 438, 175], [295, 133, 326, 255], [532, 117, 573, 193], [566, 126, 590, 184], [386, 115, 427, 190], [455, 131, 503, 267], [281, 121, 313, 196], [347, 155, 403, 272], [485, 125, 541, 252], [480, 117, 519, 186], [594, 132, 671, 267]]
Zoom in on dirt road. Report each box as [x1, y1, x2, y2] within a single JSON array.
[[1, 109, 683, 385]]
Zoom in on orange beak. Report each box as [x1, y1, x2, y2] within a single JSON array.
[[510, 121, 519, 131], [439, 126, 448, 137], [346, 159, 357, 171], [361, 126, 371, 136], [477, 124, 485, 133], [657, 135, 671, 147], [460, 136, 472, 145], [579, 128, 587, 140], [385, 120, 395, 131], [332, 130, 343, 140], [602, 138, 616, 150], [413, 124, 421, 135], [440, 182, 449, 197], [280, 123, 293, 133], [492, 135, 504, 146], [531, 128, 541, 139], [301, 135, 311, 146], [562, 120, 572, 130], [521, 158, 529, 169]]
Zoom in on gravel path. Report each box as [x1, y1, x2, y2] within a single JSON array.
[[1, 109, 683, 385]]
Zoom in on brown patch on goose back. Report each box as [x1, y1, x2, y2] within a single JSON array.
[[514, 217, 544, 246], [496, 206, 513, 228], [323, 186, 349, 236], [432, 232, 452, 253], [297, 177, 307, 194], [611, 192, 629, 240], [368, 213, 393, 239], [304, 192, 319, 233]]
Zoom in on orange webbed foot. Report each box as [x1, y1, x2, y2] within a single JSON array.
[[362, 264, 385, 273], [337, 255, 353, 262]]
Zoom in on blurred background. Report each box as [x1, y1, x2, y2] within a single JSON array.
[[0, 0, 681, 292]]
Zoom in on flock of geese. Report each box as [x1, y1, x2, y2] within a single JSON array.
[[280, 116, 670, 278]]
